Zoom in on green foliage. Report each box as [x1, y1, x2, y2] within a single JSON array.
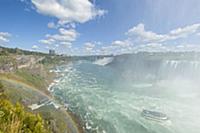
[[0, 100, 50, 133]]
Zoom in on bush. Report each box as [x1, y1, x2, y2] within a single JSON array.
[[0, 100, 50, 133]]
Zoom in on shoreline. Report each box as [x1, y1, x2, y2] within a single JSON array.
[[46, 66, 85, 133]]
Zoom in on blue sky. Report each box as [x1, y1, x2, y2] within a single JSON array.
[[1, 0, 200, 55]]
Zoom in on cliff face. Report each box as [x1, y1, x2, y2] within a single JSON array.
[[0, 55, 45, 72], [0, 56, 17, 73]]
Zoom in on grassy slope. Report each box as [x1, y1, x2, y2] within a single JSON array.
[[0, 67, 54, 96]]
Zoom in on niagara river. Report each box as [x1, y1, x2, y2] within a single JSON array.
[[51, 53, 200, 133]]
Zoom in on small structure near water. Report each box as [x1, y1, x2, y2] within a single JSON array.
[[28, 98, 62, 111]]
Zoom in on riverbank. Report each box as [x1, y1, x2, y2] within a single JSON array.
[[46, 66, 85, 133], [0, 68, 82, 133], [0, 46, 82, 133]]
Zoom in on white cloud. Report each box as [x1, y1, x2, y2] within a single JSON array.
[[146, 43, 163, 47], [112, 40, 131, 47], [32, 45, 39, 49], [127, 23, 166, 43], [98, 45, 128, 55], [136, 43, 169, 52], [131, 43, 200, 53], [127, 23, 200, 43], [66, 23, 76, 29], [31, 0, 106, 25], [59, 28, 77, 40], [0, 32, 11, 43], [76, 23, 200, 55], [47, 22, 56, 29], [30, 0, 106, 53], [39, 38, 55, 45], [112, 40, 126, 47], [174, 44, 200, 52], [47, 28, 78, 42], [84, 42, 95, 51], [96, 23, 200, 55], [39, 28, 78, 49], [20, 0, 25, 2], [60, 42, 72, 48], [170, 23, 200, 38]]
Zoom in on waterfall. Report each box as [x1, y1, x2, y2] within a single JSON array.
[[108, 53, 200, 82]]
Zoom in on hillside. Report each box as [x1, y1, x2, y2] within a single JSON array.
[[0, 46, 81, 133]]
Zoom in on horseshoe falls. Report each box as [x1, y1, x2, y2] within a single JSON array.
[[51, 53, 200, 133]]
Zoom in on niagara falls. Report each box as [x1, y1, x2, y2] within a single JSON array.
[[1, 0, 200, 133], [49, 52, 200, 133]]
